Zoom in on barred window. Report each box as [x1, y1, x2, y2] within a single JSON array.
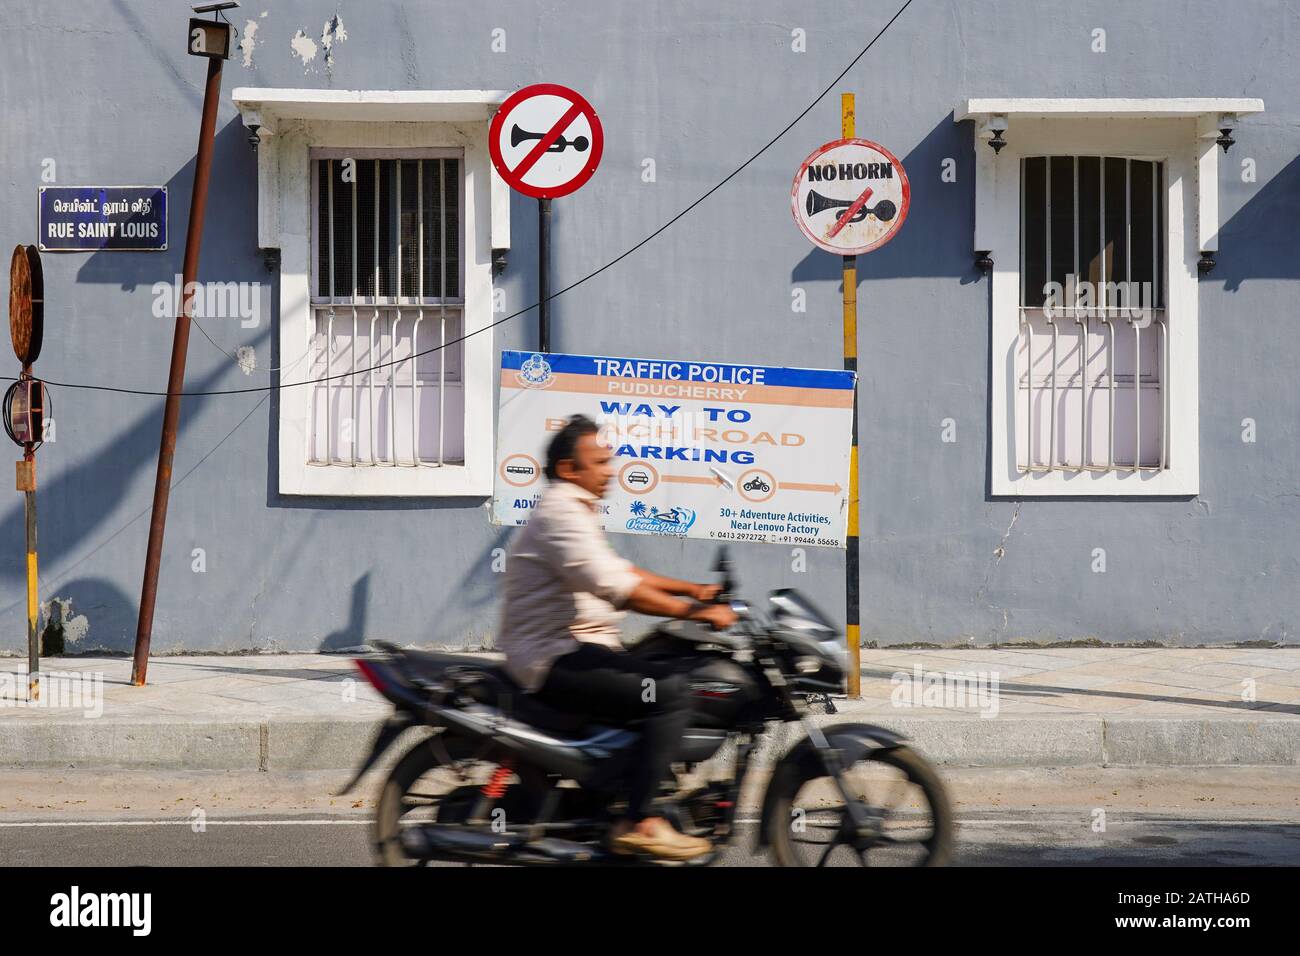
[[1018, 156, 1167, 473], [310, 152, 464, 467]]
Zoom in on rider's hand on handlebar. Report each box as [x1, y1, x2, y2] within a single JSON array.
[[688, 603, 739, 631], [693, 583, 725, 603]]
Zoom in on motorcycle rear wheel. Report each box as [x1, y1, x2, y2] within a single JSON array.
[[374, 734, 537, 867], [768, 745, 954, 867]]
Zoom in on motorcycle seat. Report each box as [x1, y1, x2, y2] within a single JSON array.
[[400, 650, 591, 735]]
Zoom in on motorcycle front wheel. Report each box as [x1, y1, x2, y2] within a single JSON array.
[[767, 745, 954, 867]]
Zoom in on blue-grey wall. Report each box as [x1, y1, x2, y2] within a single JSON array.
[[1, 0, 1296, 652]]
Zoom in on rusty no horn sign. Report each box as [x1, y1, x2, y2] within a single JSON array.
[[791, 137, 910, 257], [806, 161, 896, 182]]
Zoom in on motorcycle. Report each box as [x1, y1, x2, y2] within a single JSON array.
[[341, 548, 954, 866]]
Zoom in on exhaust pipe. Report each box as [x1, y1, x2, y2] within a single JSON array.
[[400, 825, 599, 864], [400, 824, 525, 860]]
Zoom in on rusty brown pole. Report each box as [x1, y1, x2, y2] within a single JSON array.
[[131, 54, 224, 686]]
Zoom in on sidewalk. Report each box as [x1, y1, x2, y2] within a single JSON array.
[[1, 648, 1296, 770]]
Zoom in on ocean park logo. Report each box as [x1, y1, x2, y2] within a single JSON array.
[[515, 352, 554, 389], [627, 501, 696, 536]]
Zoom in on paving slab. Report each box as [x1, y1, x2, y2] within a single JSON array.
[[0, 649, 1295, 770]]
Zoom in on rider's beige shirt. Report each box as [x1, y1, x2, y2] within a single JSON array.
[[499, 479, 641, 692]]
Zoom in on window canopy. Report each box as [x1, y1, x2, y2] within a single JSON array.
[[954, 96, 1265, 263]]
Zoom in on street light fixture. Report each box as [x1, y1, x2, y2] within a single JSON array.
[[188, 2, 237, 60]]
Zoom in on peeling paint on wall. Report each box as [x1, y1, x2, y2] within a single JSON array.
[[290, 29, 318, 71], [40, 597, 90, 653], [239, 19, 260, 68], [236, 345, 256, 375], [290, 15, 347, 74], [321, 14, 348, 73]]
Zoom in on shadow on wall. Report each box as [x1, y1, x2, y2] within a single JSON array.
[[74, 119, 258, 289], [1213, 152, 1300, 292], [313, 526, 518, 652], [0, 342, 271, 600], [15, 577, 138, 655], [0, 118, 268, 618], [425, 523, 518, 648], [791, 113, 982, 287], [319, 574, 370, 651]]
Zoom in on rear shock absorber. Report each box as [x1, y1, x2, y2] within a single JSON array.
[[469, 760, 515, 826], [482, 763, 513, 800]]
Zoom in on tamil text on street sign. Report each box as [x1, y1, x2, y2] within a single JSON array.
[[493, 351, 856, 548], [38, 186, 167, 252], [791, 138, 909, 255], [488, 84, 604, 199]]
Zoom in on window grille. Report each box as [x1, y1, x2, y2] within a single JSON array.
[[1018, 156, 1167, 473], [310, 154, 464, 466]]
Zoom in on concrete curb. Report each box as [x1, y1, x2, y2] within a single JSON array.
[[2, 713, 1297, 771]]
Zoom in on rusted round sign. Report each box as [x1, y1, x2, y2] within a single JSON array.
[[791, 138, 910, 256], [9, 244, 44, 366]]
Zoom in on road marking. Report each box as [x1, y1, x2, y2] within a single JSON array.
[[0, 818, 370, 827], [0, 815, 1293, 829]]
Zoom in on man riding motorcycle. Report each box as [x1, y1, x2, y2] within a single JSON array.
[[499, 414, 737, 861]]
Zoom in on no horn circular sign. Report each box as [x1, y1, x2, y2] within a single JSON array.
[[489, 83, 604, 199], [792, 138, 910, 255]]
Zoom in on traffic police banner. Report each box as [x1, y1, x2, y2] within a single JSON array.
[[493, 351, 856, 548]]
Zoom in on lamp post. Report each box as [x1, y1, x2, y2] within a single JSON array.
[[131, 2, 236, 686]]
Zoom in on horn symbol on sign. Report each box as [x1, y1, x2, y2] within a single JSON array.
[[511, 124, 590, 153], [806, 190, 896, 223]]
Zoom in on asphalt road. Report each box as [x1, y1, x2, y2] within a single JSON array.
[[2, 767, 1296, 867], [3, 813, 1298, 867]]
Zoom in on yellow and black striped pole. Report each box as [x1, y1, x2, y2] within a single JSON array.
[[17, 454, 38, 701], [841, 93, 861, 698]]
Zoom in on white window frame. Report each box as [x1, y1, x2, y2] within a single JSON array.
[[308, 147, 466, 471], [957, 98, 1263, 497], [233, 89, 512, 497]]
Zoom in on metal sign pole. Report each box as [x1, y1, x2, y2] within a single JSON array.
[[488, 84, 604, 356], [539, 198, 552, 352], [841, 93, 862, 699], [791, 101, 909, 700], [9, 244, 46, 702], [132, 32, 227, 687], [22, 451, 37, 701]]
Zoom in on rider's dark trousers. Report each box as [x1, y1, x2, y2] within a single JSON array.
[[534, 642, 691, 821]]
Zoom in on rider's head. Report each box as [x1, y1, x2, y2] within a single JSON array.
[[546, 414, 613, 498]]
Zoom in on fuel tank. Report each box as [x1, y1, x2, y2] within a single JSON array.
[[630, 628, 763, 730]]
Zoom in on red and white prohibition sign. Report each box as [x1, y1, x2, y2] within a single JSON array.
[[489, 83, 604, 199], [791, 138, 910, 255]]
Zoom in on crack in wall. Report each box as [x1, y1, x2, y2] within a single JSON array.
[[974, 501, 1023, 641], [993, 501, 1021, 563]]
